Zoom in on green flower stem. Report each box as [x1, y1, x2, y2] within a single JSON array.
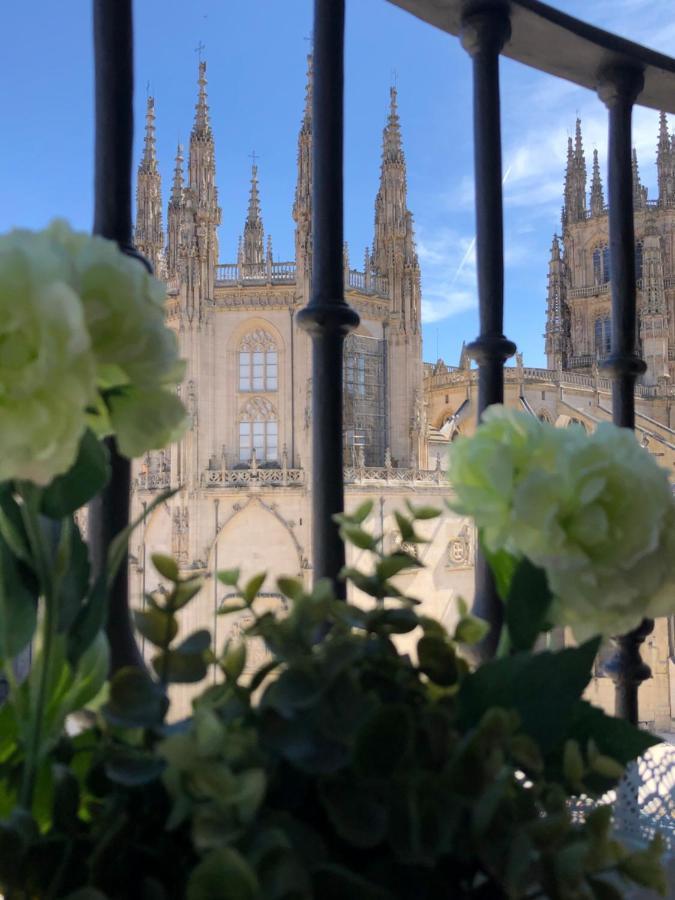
[[17, 483, 57, 811]]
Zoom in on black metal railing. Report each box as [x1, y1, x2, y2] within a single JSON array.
[[384, 0, 675, 724], [89, 0, 146, 673], [89, 0, 675, 725]]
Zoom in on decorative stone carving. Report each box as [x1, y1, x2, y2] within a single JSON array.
[[239, 396, 276, 421], [171, 506, 189, 564], [446, 523, 473, 569], [240, 329, 277, 352]]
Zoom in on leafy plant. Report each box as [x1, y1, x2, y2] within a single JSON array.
[[0, 501, 665, 898]]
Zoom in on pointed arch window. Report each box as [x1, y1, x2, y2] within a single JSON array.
[[593, 245, 611, 285], [594, 316, 611, 358], [239, 330, 278, 392], [239, 396, 278, 463], [635, 241, 643, 281]]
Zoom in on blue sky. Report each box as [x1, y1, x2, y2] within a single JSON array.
[[1, 0, 673, 366]]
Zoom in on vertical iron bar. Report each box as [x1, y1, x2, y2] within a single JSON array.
[[461, 4, 516, 659], [90, 0, 145, 671], [597, 66, 651, 725], [296, 0, 359, 597]]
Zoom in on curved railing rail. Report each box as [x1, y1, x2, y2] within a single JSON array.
[[382, 0, 675, 723]]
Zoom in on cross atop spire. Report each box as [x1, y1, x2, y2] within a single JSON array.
[[194, 40, 206, 62]]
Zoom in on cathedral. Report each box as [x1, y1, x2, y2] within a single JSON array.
[[132, 59, 675, 726], [131, 59, 474, 715]]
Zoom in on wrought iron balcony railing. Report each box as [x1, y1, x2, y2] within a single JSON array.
[[91, 0, 675, 727]]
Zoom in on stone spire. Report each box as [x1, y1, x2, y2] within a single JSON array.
[[178, 59, 221, 316], [135, 96, 164, 275], [657, 111, 674, 205], [293, 53, 313, 291], [193, 60, 211, 137], [167, 143, 184, 276], [563, 119, 587, 225], [545, 233, 570, 369], [242, 162, 264, 268], [632, 148, 647, 208], [372, 87, 408, 277], [589, 149, 604, 217], [370, 85, 421, 334], [188, 60, 219, 214]]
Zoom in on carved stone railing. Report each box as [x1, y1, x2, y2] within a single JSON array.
[[202, 466, 305, 487], [134, 470, 171, 491], [568, 282, 611, 299], [214, 260, 297, 285], [344, 463, 444, 486], [347, 268, 390, 298]]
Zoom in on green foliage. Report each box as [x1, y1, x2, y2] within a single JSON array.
[[0, 496, 666, 899]]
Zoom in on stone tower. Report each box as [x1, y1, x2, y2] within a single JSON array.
[[545, 115, 675, 386], [372, 87, 424, 467]]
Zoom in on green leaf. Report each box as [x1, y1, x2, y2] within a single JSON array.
[[170, 576, 203, 610], [566, 700, 659, 791], [67, 572, 108, 666], [152, 553, 180, 582], [0, 539, 37, 659], [41, 429, 110, 518], [262, 668, 322, 717], [58, 519, 91, 633], [341, 524, 377, 551], [187, 848, 259, 900], [243, 572, 266, 604], [152, 646, 209, 684], [505, 558, 553, 652], [134, 608, 178, 648], [277, 577, 304, 601], [394, 512, 415, 543], [64, 890, 109, 900], [105, 745, 166, 786], [351, 500, 374, 523], [354, 705, 413, 777], [222, 642, 247, 682], [217, 568, 240, 587], [319, 778, 387, 848], [458, 639, 601, 753], [482, 540, 519, 601], [376, 553, 422, 580], [102, 666, 167, 728], [366, 607, 419, 635], [0, 485, 31, 564], [454, 615, 489, 645], [176, 630, 211, 655], [405, 501, 441, 520], [61, 631, 110, 714], [418, 635, 459, 686]]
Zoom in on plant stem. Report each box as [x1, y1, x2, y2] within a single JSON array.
[[17, 484, 57, 811]]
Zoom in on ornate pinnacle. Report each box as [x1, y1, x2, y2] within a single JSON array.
[[383, 86, 404, 165], [247, 162, 262, 224], [590, 148, 604, 216], [302, 53, 313, 131], [658, 110, 670, 153], [141, 96, 158, 171], [550, 233, 561, 260], [171, 143, 184, 202], [193, 60, 211, 135]]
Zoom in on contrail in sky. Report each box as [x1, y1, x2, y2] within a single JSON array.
[[449, 162, 513, 287]]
